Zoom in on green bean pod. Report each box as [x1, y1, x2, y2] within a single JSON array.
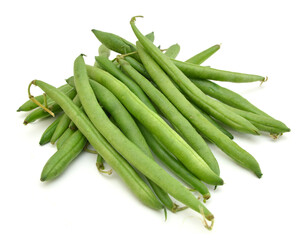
[[133, 37, 262, 178], [138, 123, 210, 199], [23, 88, 77, 124], [164, 43, 180, 59], [96, 154, 105, 171], [56, 127, 75, 150], [94, 43, 111, 68], [86, 64, 223, 185], [40, 130, 87, 181], [32, 79, 163, 210], [50, 95, 82, 144], [124, 56, 152, 79], [186, 44, 220, 65], [17, 84, 73, 112], [39, 115, 62, 145], [118, 58, 220, 175], [172, 59, 266, 83], [89, 79, 176, 211]]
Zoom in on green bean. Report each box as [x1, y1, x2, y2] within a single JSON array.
[[131, 19, 259, 135], [73, 56, 216, 223], [118, 58, 220, 175], [191, 79, 271, 117], [31, 80, 163, 210], [95, 55, 157, 112], [164, 43, 180, 59], [17, 84, 73, 112], [40, 130, 87, 181], [124, 56, 152, 79], [50, 95, 81, 144], [23, 88, 76, 125], [186, 44, 220, 65], [138, 122, 210, 200], [56, 127, 75, 150], [172, 59, 266, 83], [39, 115, 62, 145], [191, 103, 234, 140], [223, 105, 290, 134], [89, 79, 176, 211], [134, 39, 262, 178], [86, 64, 223, 186], [96, 154, 105, 171]]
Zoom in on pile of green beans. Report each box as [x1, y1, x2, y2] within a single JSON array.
[[18, 16, 290, 230]]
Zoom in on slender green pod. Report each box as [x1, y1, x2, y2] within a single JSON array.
[[96, 154, 105, 171], [40, 130, 87, 181], [89, 79, 176, 211], [30, 80, 163, 210], [186, 44, 220, 65], [95, 55, 157, 112], [118, 57, 220, 175], [164, 43, 180, 59], [138, 123, 210, 199], [23, 88, 76, 125], [39, 116, 62, 145], [17, 84, 73, 112], [223, 105, 290, 134], [173, 59, 266, 83], [86, 64, 223, 185], [50, 95, 82, 144], [135, 39, 262, 178], [124, 56, 152, 79], [56, 127, 75, 150], [130, 18, 259, 135], [191, 103, 234, 140]]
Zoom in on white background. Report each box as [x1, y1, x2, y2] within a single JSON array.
[[1, 0, 308, 239]]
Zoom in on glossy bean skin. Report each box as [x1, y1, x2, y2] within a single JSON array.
[[95, 55, 157, 112], [130, 20, 259, 135], [89, 79, 175, 211], [186, 44, 220, 65], [86, 64, 223, 186], [17, 84, 72, 112], [118, 58, 220, 175], [40, 130, 87, 181], [23, 88, 76, 124], [56, 127, 75, 150], [134, 40, 262, 178], [74, 55, 216, 218], [164, 43, 180, 59], [32, 80, 163, 210], [50, 95, 82, 144], [138, 123, 210, 199], [39, 115, 62, 145], [173, 59, 265, 83]]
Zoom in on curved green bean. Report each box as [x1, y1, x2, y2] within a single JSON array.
[[31, 79, 163, 210], [40, 130, 87, 181], [186, 44, 220, 65], [134, 38, 262, 178], [39, 115, 62, 145], [118, 58, 220, 175], [86, 64, 223, 185]]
